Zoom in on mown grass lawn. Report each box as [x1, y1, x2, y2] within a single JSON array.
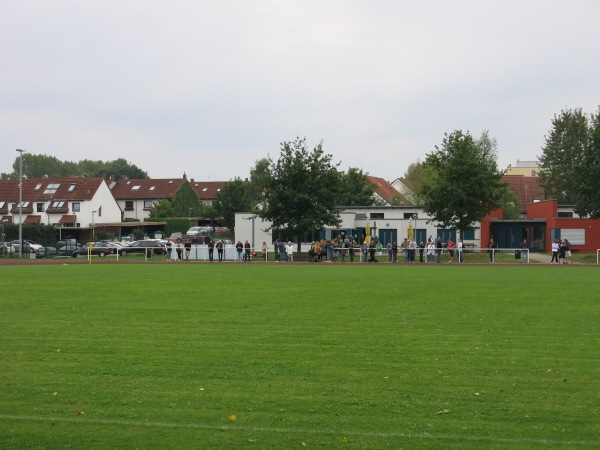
[[1, 263, 599, 449]]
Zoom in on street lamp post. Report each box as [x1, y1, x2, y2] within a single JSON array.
[[92, 211, 97, 241], [16, 149, 26, 258]]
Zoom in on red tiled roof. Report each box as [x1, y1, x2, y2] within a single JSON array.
[[190, 180, 227, 201], [367, 176, 411, 206], [501, 175, 546, 212], [0, 177, 104, 203], [110, 178, 185, 200]]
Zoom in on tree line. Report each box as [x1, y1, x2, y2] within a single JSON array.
[[2, 153, 148, 180]]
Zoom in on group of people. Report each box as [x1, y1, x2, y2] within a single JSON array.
[[308, 236, 360, 263], [165, 238, 225, 262], [550, 238, 573, 264]]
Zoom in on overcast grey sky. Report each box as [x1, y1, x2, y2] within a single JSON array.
[[2, 1, 599, 181]]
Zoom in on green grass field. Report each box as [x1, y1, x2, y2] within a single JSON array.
[[1, 264, 599, 449]]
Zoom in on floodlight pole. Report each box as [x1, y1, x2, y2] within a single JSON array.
[[92, 210, 97, 241], [16, 149, 26, 258]]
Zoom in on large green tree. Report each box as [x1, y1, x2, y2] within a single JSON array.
[[212, 178, 254, 229], [539, 108, 589, 204], [170, 180, 201, 217], [337, 167, 377, 206], [258, 138, 342, 248], [572, 108, 600, 218], [539, 106, 600, 217], [421, 130, 508, 237]]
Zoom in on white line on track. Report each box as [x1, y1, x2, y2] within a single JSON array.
[[0, 415, 597, 447]]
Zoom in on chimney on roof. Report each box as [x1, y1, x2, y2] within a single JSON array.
[[190, 178, 195, 183], [183, 172, 187, 180]]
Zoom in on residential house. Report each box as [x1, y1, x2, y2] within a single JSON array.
[[109, 176, 186, 221], [0, 176, 121, 237], [189, 180, 227, 206]]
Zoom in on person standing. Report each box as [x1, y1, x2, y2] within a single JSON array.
[[520, 239, 528, 263], [447, 238, 455, 263], [261, 240, 268, 261], [244, 240, 251, 262], [216, 239, 224, 261], [436, 236, 443, 263], [487, 239, 496, 263], [166, 240, 173, 261], [551, 239, 560, 264], [286, 241, 294, 262], [457, 239, 464, 263], [427, 241, 435, 263], [400, 238, 409, 263], [184, 239, 192, 261], [274, 239, 280, 262], [208, 239, 215, 262], [418, 241, 425, 263], [348, 240, 355, 263], [408, 239, 416, 263], [564, 239, 573, 263], [279, 239, 287, 262], [235, 240, 244, 262], [175, 240, 183, 261]]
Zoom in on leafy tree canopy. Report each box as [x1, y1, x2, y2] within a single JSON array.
[[212, 178, 254, 229], [337, 167, 377, 206], [421, 130, 508, 235], [2, 153, 148, 180], [258, 137, 343, 243], [539, 106, 600, 217]]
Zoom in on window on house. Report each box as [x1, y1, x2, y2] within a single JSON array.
[[168, 180, 174, 184], [37, 203, 45, 212], [404, 213, 417, 219], [125, 201, 134, 211], [34, 183, 42, 191], [149, 186, 156, 191], [68, 183, 76, 192], [51, 200, 65, 208], [16, 201, 30, 207], [144, 200, 153, 209], [44, 183, 60, 194], [202, 187, 208, 192], [98, 206, 102, 217], [72, 202, 80, 212], [131, 185, 141, 191], [557, 211, 573, 218], [370, 213, 384, 219]]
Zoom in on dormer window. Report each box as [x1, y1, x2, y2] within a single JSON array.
[[16, 201, 31, 207], [43, 183, 60, 194], [51, 200, 65, 208], [68, 183, 76, 192]]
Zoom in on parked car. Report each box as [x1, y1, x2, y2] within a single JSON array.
[[10, 239, 43, 253], [186, 226, 212, 238], [119, 240, 166, 256], [36, 246, 57, 259], [57, 242, 82, 256], [101, 242, 126, 253], [0, 242, 16, 255], [170, 232, 183, 239], [73, 242, 114, 257]]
